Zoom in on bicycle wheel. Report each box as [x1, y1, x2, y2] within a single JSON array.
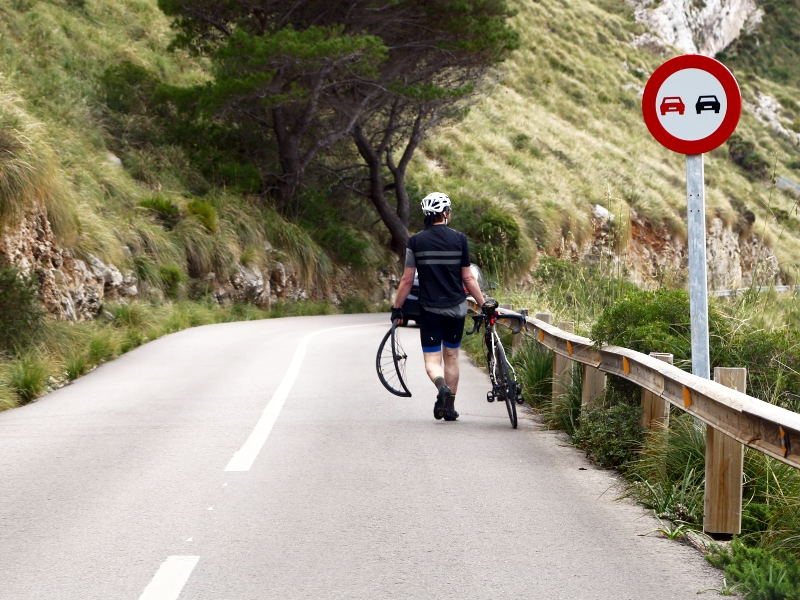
[[376, 321, 412, 397], [493, 337, 517, 428]]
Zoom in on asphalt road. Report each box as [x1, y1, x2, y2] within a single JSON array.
[[0, 313, 724, 599]]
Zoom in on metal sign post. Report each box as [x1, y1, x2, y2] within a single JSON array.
[[686, 154, 710, 379], [642, 54, 741, 379]]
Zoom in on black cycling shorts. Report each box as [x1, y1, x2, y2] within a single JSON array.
[[418, 307, 465, 353]]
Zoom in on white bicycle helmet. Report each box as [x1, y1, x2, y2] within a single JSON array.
[[420, 192, 451, 215]]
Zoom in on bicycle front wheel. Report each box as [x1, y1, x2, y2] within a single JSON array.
[[493, 338, 517, 428], [376, 321, 412, 397]]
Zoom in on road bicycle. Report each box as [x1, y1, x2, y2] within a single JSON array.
[[466, 299, 525, 428]]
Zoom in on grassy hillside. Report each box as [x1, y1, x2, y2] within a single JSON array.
[[3, 0, 800, 291], [0, 0, 340, 297], [409, 0, 800, 282]]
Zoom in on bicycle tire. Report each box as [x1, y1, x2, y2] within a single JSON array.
[[376, 321, 412, 397], [494, 338, 517, 428]]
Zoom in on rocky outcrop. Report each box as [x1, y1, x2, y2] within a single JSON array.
[[630, 0, 763, 56], [744, 91, 800, 144], [210, 261, 397, 307], [0, 204, 137, 320], [558, 206, 781, 290]]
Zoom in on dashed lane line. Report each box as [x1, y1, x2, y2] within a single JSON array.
[[139, 555, 200, 600]]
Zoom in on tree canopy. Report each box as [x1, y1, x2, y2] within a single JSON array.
[[158, 0, 519, 254]]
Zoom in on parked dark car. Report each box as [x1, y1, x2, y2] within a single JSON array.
[[401, 263, 489, 326], [695, 95, 720, 114]]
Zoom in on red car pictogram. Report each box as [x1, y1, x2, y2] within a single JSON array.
[[660, 96, 685, 115]]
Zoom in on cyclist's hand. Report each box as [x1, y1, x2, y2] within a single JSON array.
[[481, 298, 499, 315], [391, 306, 403, 324]]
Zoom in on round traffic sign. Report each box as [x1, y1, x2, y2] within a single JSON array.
[[642, 54, 741, 154]]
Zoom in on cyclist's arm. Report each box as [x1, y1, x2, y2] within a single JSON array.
[[393, 267, 416, 309], [462, 266, 485, 307]]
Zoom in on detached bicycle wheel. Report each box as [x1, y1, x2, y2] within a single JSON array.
[[494, 340, 517, 428], [376, 320, 412, 397]]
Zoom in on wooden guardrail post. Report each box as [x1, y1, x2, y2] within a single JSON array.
[[581, 365, 606, 408], [552, 322, 575, 403], [511, 308, 528, 356], [704, 367, 746, 539], [535, 312, 552, 324], [641, 353, 673, 430]]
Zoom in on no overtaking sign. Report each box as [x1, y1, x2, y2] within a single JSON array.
[[642, 54, 742, 382], [643, 54, 741, 155]]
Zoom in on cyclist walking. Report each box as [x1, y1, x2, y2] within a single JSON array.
[[391, 192, 486, 421]]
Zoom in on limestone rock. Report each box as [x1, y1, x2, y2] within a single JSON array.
[[0, 204, 138, 320], [744, 91, 800, 144], [630, 0, 763, 56]]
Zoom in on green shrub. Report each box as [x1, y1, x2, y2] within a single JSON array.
[[591, 287, 733, 368], [708, 540, 800, 600], [0, 265, 44, 354], [455, 199, 522, 276], [318, 225, 374, 269], [728, 134, 770, 180], [139, 195, 182, 230], [511, 133, 530, 150], [187, 199, 219, 232], [8, 355, 50, 405], [340, 295, 374, 314], [100, 61, 158, 114], [159, 266, 184, 300], [572, 388, 645, 468]]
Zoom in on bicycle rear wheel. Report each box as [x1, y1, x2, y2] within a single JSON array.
[[376, 321, 412, 397], [493, 339, 517, 428]]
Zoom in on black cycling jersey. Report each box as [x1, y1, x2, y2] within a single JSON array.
[[405, 224, 470, 308]]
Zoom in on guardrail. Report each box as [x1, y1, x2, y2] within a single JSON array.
[[712, 285, 800, 297], [468, 298, 800, 538]]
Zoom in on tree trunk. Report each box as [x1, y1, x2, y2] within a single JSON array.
[[353, 126, 409, 257], [272, 106, 305, 216]]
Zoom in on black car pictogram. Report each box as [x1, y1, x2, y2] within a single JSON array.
[[695, 95, 721, 114]]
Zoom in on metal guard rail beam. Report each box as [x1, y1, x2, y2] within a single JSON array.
[[467, 299, 800, 470]]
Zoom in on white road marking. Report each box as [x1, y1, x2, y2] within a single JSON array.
[[139, 555, 199, 600], [225, 322, 382, 472]]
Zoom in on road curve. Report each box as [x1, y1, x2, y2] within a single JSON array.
[[0, 313, 723, 599]]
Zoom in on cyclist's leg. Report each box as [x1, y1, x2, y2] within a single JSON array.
[[441, 315, 466, 406], [418, 308, 445, 384], [442, 346, 459, 393]]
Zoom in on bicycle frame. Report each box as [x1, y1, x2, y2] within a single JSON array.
[[466, 308, 525, 427]]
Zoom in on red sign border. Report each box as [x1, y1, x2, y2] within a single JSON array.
[[642, 54, 741, 155]]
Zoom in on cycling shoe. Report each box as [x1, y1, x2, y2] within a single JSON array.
[[443, 408, 459, 421], [434, 385, 451, 420]]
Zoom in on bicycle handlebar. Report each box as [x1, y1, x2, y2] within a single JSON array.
[[466, 312, 525, 335]]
